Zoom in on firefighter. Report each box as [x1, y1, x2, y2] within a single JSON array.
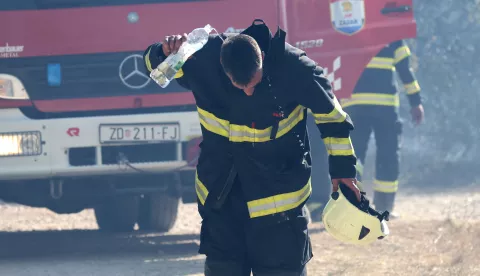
[[340, 40, 425, 217], [144, 19, 361, 276]]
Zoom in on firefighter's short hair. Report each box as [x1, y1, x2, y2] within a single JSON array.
[[220, 34, 262, 87]]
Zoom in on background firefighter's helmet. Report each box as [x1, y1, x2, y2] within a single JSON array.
[[322, 182, 390, 246]]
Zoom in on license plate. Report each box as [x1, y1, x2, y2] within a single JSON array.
[[99, 124, 180, 144]]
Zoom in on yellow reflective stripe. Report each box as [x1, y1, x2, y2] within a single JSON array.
[[356, 159, 364, 176], [366, 57, 395, 70], [229, 124, 271, 143], [373, 179, 399, 193], [145, 48, 153, 72], [197, 107, 230, 138], [312, 97, 347, 124], [195, 171, 209, 205], [404, 80, 420, 95], [229, 105, 305, 143], [394, 46, 411, 64], [144, 47, 183, 77], [340, 93, 400, 108], [174, 69, 184, 79], [323, 137, 355, 156], [247, 178, 312, 218], [276, 105, 305, 137]]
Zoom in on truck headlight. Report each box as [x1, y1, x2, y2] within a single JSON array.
[[0, 79, 13, 97], [0, 74, 28, 99], [0, 132, 42, 157]]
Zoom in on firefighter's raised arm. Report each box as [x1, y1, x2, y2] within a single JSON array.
[[291, 51, 361, 200], [143, 34, 191, 89]]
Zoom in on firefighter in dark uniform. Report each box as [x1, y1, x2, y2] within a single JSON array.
[[144, 20, 360, 276], [340, 40, 425, 216]]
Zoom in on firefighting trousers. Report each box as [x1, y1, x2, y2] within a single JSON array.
[[345, 106, 402, 194], [306, 113, 331, 204], [197, 176, 312, 276]]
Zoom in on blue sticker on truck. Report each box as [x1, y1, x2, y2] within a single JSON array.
[[47, 63, 62, 86]]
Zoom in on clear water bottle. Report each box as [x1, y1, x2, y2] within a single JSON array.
[[150, 24, 214, 88]]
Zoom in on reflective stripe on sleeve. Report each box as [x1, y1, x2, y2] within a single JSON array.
[[312, 97, 347, 124], [340, 93, 400, 108], [195, 171, 209, 205], [366, 57, 395, 70], [323, 137, 355, 156], [229, 105, 305, 143], [145, 48, 153, 72], [247, 178, 312, 218], [404, 80, 421, 95], [144, 47, 183, 77], [197, 107, 230, 138], [373, 179, 399, 193], [394, 46, 411, 64]]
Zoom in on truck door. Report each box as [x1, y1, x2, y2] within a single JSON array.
[[282, 0, 416, 99]]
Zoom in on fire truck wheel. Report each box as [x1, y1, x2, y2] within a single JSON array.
[[137, 193, 179, 232], [94, 196, 139, 232]]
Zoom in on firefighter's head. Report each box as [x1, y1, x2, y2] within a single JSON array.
[[220, 34, 264, 95], [322, 182, 390, 246]]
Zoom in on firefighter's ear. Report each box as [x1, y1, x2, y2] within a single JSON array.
[[261, 51, 265, 61]]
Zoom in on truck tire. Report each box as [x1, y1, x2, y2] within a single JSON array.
[[94, 196, 139, 232], [137, 193, 179, 232]]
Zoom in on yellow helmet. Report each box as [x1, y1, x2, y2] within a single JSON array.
[[322, 183, 390, 246]]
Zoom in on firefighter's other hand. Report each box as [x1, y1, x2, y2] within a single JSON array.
[[411, 104, 424, 126], [332, 178, 361, 202], [162, 34, 188, 56]]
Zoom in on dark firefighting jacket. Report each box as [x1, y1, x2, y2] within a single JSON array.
[[144, 20, 357, 221], [341, 40, 422, 109]]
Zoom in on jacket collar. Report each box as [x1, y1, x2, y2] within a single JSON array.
[[241, 19, 286, 75], [241, 19, 286, 57]]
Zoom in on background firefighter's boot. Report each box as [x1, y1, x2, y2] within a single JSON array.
[[373, 191, 399, 218]]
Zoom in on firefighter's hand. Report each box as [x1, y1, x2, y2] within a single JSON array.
[[162, 34, 188, 56], [411, 104, 424, 126], [332, 178, 361, 202]]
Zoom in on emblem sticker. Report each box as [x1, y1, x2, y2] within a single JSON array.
[[330, 0, 365, 36]]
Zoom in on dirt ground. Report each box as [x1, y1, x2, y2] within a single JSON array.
[[0, 186, 479, 276]]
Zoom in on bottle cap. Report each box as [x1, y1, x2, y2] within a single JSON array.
[[204, 24, 213, 34]]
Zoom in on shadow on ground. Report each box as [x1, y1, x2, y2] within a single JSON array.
[[0, 230, 200, 260]]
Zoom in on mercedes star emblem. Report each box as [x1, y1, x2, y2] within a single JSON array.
[[119, 54, 151, 89]]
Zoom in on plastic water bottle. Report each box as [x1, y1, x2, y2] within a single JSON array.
[[150, 24, 214, 88]]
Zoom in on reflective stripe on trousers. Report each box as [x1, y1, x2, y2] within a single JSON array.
[[247, 179, 312, 218], [373, 179, 398, 193]]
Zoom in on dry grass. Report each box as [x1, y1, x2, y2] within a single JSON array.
[[0, 190, 479, 275], [307, 219, 480, 276], [306, 190, 480, 276]]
